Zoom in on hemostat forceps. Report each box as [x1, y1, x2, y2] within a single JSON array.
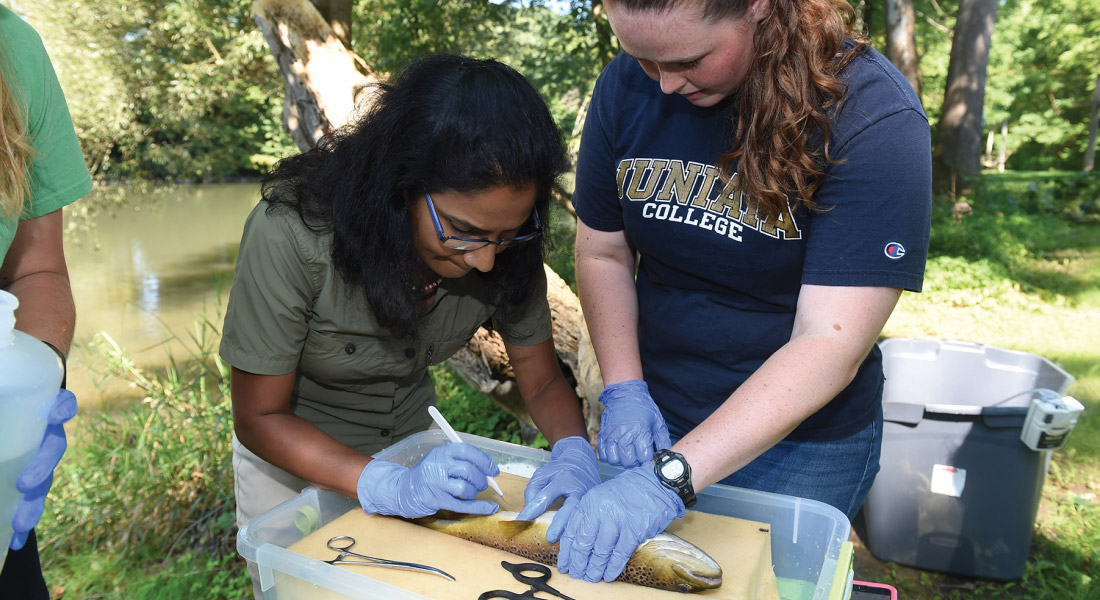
[[323, 535, 456, 581]]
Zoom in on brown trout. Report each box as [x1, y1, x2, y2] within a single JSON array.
[[412, 510, 723, 593]]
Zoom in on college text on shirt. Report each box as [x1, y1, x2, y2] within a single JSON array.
[[617, 158, 803, 242]]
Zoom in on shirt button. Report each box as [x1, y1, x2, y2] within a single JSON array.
[[404, 348, 416, 359], [380, 429, 391, 437], [344, 343, 356, 354]]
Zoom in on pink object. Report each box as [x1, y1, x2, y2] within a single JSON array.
[[852, 580, 898, 599]]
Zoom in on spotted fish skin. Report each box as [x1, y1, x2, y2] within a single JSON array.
[[412, 510, 723, 593]]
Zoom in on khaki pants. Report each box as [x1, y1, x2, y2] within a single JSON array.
[[232, 434, 309, 600]]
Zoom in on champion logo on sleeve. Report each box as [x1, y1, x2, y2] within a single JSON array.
[[884, 242, 906, 259]]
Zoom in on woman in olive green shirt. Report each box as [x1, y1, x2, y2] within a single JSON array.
[[220, 55, 600, 596]]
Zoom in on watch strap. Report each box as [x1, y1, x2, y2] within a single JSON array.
[[41, 339, 68, 388], [653, 449, 697, 509]]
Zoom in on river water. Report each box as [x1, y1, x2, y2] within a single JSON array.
[[63, 182, 260, 408]]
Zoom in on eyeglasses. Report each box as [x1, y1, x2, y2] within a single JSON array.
[[424, 191, 542, 251]]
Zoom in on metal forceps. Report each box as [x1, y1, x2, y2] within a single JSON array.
[[324, 535, 456, 581], [478, 561, 578, 600]]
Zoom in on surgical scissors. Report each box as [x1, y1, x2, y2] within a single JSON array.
[[478, 561, 578, 600], [324, 535, 456, 581]]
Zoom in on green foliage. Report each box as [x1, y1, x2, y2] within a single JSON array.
[[1016, 171, 1100, 223], [354, 0, 513, 73], [431, 363, 548, 448], [42, 318, 245, 598], [352, 0, 603, 143], [868, 0, 1098, 171], [926, 171, 1100, 303], [51, 549, 250, 600], [11, 0, 1099, 183], [12, 0, 1099, 595], [860, 0, 956, 125], [545, 201, 579, 290], [985, 0, 1100, 170], [14, 0, 297, 181], [128, 551, 250, 600], [486, 3, 606, 135], [916, 0, 953, 114], [14, 0, 603, 189]]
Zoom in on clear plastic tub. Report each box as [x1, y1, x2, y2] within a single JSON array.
[[238, 430, 852, 600]]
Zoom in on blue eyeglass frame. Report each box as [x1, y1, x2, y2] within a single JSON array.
[[424, 191, 542, 250]]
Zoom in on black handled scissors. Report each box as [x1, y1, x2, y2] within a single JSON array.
[[323, 535, 455, 581], [478, 561, 578, 600]]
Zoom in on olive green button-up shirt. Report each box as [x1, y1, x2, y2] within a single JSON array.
[[220, 200, 552, 454]]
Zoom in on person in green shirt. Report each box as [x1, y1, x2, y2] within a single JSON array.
[[220, 54, 601, 597], [0, 6, 92, 598]]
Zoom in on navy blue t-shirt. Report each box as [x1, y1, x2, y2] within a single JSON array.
[[573, 45, 932, 442]]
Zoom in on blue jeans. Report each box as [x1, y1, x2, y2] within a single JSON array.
[[711, 405, 883, 522]]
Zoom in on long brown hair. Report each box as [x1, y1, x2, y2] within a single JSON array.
[[611, 0, 865, 220], [0, 40, 34, 219]]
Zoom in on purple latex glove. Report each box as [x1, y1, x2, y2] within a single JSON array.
[[515, 436, 601, 521], [596, 380, 671, 467], [549, 464, 685, 583], [11, 389, 77, 551], [357, 443, 500, 518]]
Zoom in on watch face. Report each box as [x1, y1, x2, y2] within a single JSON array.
[[660, 460, 685, 480]]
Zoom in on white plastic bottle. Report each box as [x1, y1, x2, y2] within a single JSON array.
[[0, 289, 63, 564]]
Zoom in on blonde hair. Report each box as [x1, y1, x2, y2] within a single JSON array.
[[0, 46, 34, 219]]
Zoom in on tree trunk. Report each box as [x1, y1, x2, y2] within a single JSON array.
[[932, 0, 998, 194], [310, 0, 353, 47], [1086, 73, 1099, 172], [251, 0, 605, 442], [885, 0, 921, 97], [252, 0, 377, 152]]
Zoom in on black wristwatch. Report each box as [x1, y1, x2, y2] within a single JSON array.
[[653, 449, 697, 509]]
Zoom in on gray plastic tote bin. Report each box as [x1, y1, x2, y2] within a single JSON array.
[[861, 338, 1075, 580]]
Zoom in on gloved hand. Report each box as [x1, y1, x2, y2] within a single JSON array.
[[549, 464, 684, 583], [596, 380, 671, 467], [357, 443, 500, 518], [515, 436, 600, 521], [11, 389, 78, 551]]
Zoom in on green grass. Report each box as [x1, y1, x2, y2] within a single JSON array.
[[432, 363, 548, 449], [41, 319, 250, 599], [39, 170, 1100, 599]]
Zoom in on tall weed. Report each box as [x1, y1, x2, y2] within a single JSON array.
[[42, 317, 247, 598]]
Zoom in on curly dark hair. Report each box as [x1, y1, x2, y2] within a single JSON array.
[[611, 0, 866, 220], [261, 54, 566, 338]]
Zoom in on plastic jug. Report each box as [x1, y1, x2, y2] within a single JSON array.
[[0, 290, 63, 565]]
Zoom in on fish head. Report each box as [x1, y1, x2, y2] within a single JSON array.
[[670, 560, 723, 592], [629, 533, 723, 592]]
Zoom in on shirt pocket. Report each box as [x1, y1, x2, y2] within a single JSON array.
[[299, 328, 408, 385], [296, 329, 402, 415]]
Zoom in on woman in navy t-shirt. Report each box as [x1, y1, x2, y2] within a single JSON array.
[[544, 0, 932, 584]]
